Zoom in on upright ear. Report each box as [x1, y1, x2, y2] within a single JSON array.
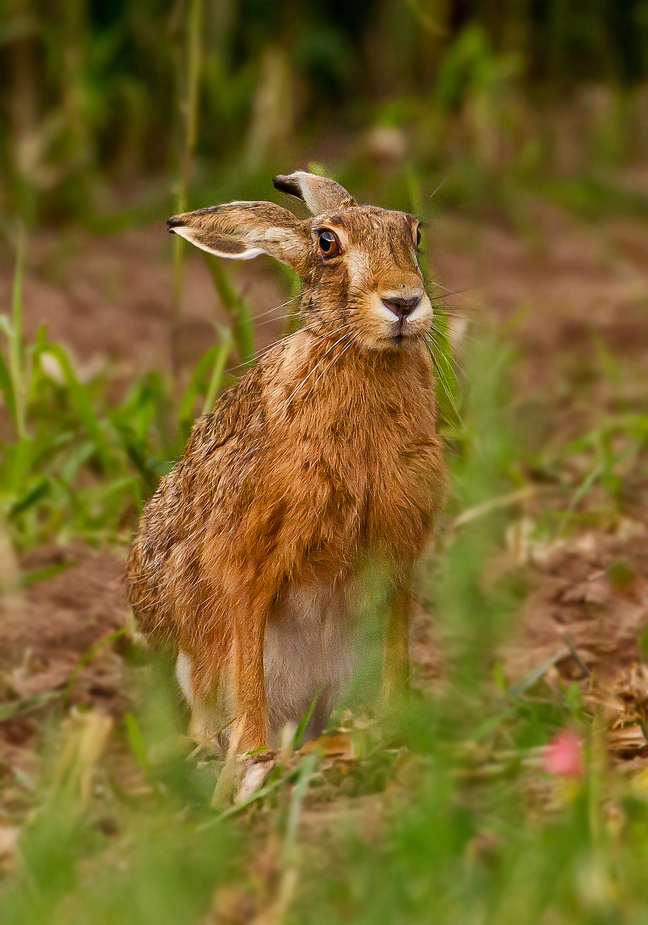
[[273, 171, 356, 214], [167, 201, 311, 273]]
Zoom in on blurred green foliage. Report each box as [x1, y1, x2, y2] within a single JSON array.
[[0, 231, 253, 547], [2, 0, 648, 223]]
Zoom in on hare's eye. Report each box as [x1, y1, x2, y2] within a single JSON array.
[[317, 229, 340, 258]]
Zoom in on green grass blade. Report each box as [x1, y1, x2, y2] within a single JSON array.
[[36, 343, 115, 475], [0, 345, 17, 421], [9, 231, 26, 439], [8, 476, 51, 519], [201, 328, 233, 415], [177, 344, 219, 426], [206, 256, 254, 365]]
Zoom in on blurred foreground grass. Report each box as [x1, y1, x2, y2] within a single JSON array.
[[1, 312, 648, 924]]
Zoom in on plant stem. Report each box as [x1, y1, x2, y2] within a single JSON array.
[[10, 228, 26, 441], [206, 258, 255, 366], [171, 0, 203, 396], [202, 329, 234, 415]]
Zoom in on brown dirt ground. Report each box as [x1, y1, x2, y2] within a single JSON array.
[[1, 198, 648, 801]]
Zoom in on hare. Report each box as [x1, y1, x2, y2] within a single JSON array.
[[127, 171, 446, 755]]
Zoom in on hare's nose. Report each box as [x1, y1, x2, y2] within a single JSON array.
[[381, 295, 420, 319]]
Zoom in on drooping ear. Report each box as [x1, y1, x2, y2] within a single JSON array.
[[167, 201, 311, 272], [272, 171, 356, 215]]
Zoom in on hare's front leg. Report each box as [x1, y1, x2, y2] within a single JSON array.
[[381, 585, 411, 703], [176, 649, 231, 753], [233, 589, 271, 754]]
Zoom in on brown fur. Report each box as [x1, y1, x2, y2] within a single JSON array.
[[127, 172, 446, 753]]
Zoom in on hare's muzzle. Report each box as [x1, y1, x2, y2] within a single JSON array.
[[381, 295, 420, 320]]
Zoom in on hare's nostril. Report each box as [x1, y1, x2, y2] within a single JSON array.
[[381, 296, 420, 319]]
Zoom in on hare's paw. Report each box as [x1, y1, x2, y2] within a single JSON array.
[[188, 701, 228, 757], [235, 752, 277, 804], [212, 749, 277, 808]]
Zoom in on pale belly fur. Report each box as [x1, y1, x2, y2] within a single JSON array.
[[176, 581, 357, 747]]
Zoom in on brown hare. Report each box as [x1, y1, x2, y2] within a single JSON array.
[[127, 171, 446, 755]]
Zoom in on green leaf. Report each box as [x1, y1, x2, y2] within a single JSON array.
[[178, 343, 220, 425], [19, 559, 73, 587], [0, 344, 16, 421], [8, 476, 51, 518], [0, 692, 60, 722], [507, 649, 567, 699], [35, 342, 115, 475], [202, 328, 233, 415], [206, 256, 254, 365], [124, 711, 153, 780]]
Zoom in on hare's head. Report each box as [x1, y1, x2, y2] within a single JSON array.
[[168, 171, 433, 351]]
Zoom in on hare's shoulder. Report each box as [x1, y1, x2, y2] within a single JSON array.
[[188, 369, 262, 455], [183, 332, 306, 465]]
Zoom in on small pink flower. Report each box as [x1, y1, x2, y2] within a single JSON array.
[[542, 729, 583, 779]]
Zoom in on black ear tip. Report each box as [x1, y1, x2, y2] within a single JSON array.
[[273, 174, 302, 198], [167, 216, 185, 231]]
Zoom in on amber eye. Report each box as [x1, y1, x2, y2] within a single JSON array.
[[416, 225, 422, 247], [317, 229, 340, 258]]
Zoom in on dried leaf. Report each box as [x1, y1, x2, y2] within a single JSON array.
[[300, 734, 354, 760]]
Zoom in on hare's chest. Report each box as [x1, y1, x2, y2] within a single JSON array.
[[277, 377, 443, 568], [361, 421, 442, 558]]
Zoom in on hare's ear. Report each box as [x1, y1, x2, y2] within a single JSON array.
[[167, 201, 310, 271], [273, 171, 356, 214]]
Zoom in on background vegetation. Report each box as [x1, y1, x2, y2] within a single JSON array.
[[3, 0, 648, 225], [1, 2, 648, 923]]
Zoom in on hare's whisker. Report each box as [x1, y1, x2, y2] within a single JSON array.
[[225, 317, 354, 383], [425, 331, 456, 380], [428, 324, 475, 362], [424, 341, 464, 424], [429, 302, 475, 320], [224, 328, 303, 376], [281, 327, 355, 401], [275, 327, 356, 422], [252, 312, 301, 331], [429, 175, 449, 200], [307, 330, 359, 398], [426, 330, 466, 373], [426, 333, 467, 383], [429, 280, 475, 298], [250, 296, 297, 321]]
